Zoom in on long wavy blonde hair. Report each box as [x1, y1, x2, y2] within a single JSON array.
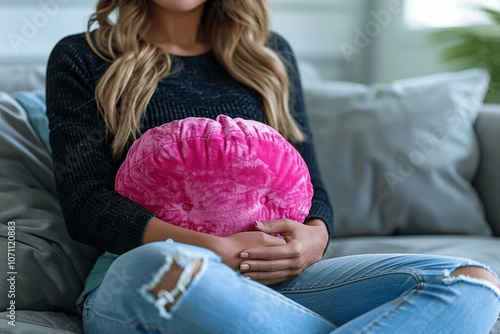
[[86, 0, 305, 160]]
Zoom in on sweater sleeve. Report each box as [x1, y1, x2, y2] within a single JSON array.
[[46, 34, 156, 255], [268, 32, 334, 237]]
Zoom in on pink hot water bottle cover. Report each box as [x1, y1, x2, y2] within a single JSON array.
[[115, 115, 313, 237]]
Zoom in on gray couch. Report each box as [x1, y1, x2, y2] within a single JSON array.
[[0, 65, 499, 333]]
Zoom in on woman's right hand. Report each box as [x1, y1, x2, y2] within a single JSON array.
[[213, 231, 286, 271]]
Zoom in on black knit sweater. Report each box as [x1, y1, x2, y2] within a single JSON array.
[[46, 32, 333, 255]]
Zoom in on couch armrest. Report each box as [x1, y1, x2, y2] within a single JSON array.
[[474, 104, 500, 236]]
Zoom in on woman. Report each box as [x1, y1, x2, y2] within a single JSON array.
[[46, 0, 500, 333]]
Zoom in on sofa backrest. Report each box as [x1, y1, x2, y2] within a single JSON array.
[[1, 65, 499, 237], [473, 104, 500, 236], [0, 62, 46, 94]]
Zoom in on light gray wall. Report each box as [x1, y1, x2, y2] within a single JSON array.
[[0, 0, 447, 83], [271, 0, 448, 84], [0, 0, 372, 82], [0, 0, 96, 64], [369, 0, 447, 83], [270, 0, 372, 82]]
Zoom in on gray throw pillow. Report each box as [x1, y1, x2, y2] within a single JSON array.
[[304, 68, 492, 237], [0, 92, 101, 313]]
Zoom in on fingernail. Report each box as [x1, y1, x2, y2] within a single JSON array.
[[255, 221, 264, 228], [240, 252, 249, 259], [240, 264, 250, 271]]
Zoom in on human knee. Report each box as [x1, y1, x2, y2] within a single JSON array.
[[150, 259, 202, 311], [451, 266, 500, 289]]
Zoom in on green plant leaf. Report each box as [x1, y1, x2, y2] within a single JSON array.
[[429, 7, 500, 103], [478, 7, 500, 25]]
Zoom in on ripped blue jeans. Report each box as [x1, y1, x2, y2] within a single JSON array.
[[83, 240, 500, 334]]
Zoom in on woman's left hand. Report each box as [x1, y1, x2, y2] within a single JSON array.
[[238, 218, 329, 285]]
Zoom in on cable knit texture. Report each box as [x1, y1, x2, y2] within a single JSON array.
[[115, 115, 313, 237], [46, 31, 333, 254]]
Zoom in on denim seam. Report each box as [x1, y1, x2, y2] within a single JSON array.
[[358, 271, 500, 333], [356, 285, 423, 334], [86, 304, 140, 328]]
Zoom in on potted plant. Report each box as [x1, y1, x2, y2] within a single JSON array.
[[429, 7, 500, 103]]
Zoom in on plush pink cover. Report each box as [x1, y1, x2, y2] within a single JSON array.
[[115, 115, 313, 237]]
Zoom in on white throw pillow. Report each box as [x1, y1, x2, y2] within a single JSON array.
[[304, 68, 492, 237]]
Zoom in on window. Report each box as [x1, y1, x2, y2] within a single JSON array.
[[404, 0, 500, 28]]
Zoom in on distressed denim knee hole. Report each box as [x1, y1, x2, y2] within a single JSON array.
[[443, 265, 500, 297], [139, 252, 204, 320]]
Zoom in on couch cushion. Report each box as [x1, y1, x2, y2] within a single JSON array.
[[325, 235, 500, 276], [0, 92, 101, 313], [0, 310, 83, 334], [305, 69, 491, 237]]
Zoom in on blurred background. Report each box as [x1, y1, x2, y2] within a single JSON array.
[[0, 0, 498, 87]]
